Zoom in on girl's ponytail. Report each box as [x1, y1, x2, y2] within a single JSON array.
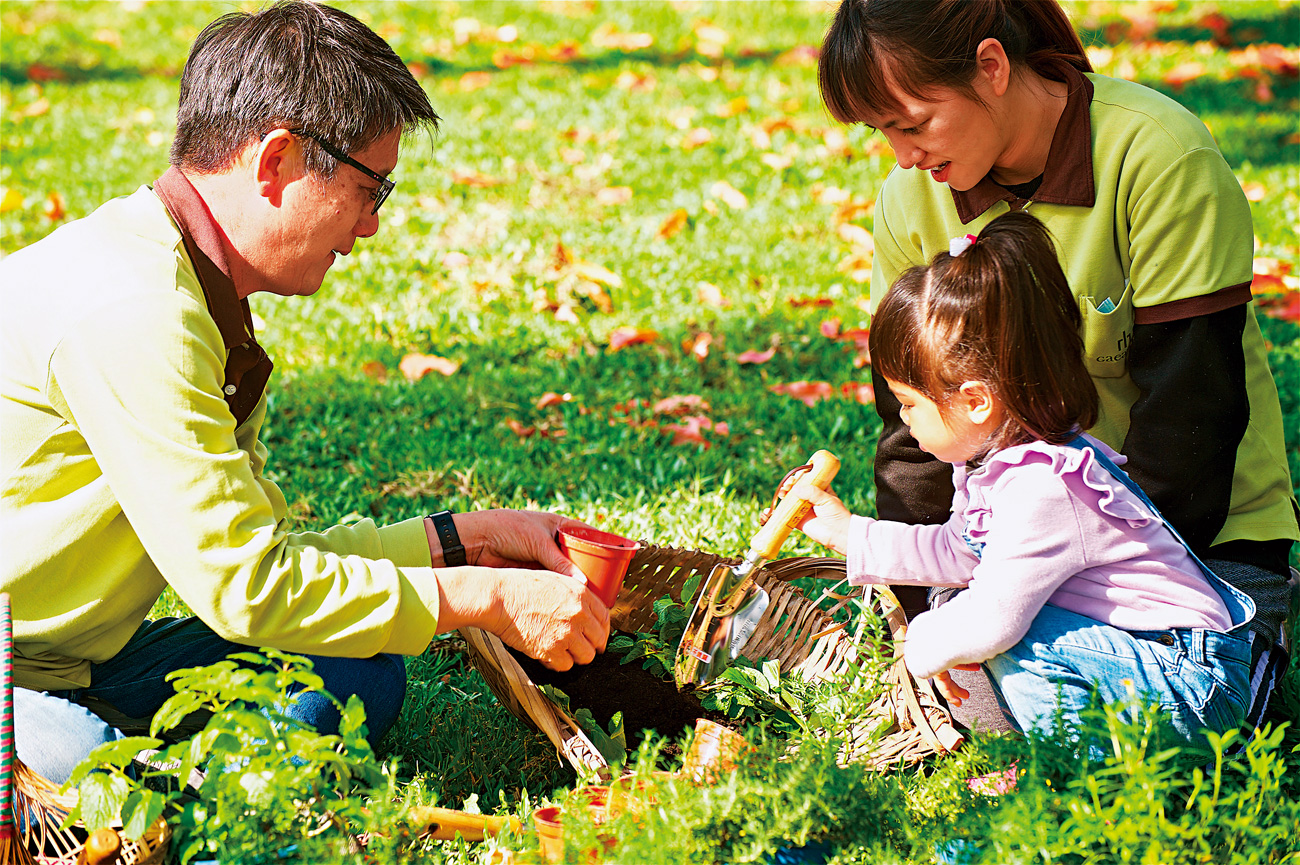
[[871, 211, 1097, 454]]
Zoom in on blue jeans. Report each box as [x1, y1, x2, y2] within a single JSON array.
[[983, 604, 1253, 743], [16, 617, 407, 784]]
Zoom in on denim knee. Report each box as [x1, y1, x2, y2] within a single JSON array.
[[292, 653, 407, 746], [14, 687, 123, 785]]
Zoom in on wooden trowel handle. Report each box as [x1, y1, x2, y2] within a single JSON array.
[[406, 806, 521, 841], [747, 449, 840, 561]]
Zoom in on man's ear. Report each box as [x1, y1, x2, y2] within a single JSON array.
[[252, 128, 302, 205], [974, 37, 1012, 99], [958, 380, 999, 426]]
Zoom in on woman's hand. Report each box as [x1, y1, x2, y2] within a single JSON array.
[[759, 480, 852, 555], [451, 509, 589, 578], [433, 566, 610, 671]]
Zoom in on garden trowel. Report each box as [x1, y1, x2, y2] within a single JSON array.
[[674, 449, 840, 688]]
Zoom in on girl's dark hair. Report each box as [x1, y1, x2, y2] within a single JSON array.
[[869, 211, 1097, 453], [819, 0, 1091, 124], [171, 0, 440, 176]]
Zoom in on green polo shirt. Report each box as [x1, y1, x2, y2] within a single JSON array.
[[0, 172, 441, 691], [871, 69, 1298, 549]]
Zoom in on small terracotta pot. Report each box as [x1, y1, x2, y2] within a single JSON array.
[[606, 771, 678, 818], [557, 526, 639, 609], [531, 805, 618, 863], [681, 719, 754, 784], [571, 784, 610, 824]]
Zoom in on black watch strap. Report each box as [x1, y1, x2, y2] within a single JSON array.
[[428, 510, 467, 567]]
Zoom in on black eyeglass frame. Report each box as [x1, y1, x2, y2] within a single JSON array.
[[289, 128, 394, 214]]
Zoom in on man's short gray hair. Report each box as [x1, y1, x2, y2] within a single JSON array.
[[170, 0, 439, 176]]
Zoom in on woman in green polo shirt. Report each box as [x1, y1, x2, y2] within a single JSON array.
[[816, 0, 1298, 732]]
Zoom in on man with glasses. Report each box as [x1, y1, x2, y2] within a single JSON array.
[[2, 1, 610, 784]]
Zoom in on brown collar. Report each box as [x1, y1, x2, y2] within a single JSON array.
[[153, 166, 251, 350], [951, 66, 1096, 225]]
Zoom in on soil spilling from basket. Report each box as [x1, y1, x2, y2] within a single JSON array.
[[506, 640, 731, 750]]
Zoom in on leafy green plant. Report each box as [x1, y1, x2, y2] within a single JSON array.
[[64, 650, 393, 864], [606, 572, 702, 678], [539, 684, 628, 767]]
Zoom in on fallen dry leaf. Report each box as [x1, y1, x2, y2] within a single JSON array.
[[1162, 62, 1206, 90], [459, 71, 492, 91], [608, 326, 660, 352], [1241, 181, 1267, 202], [536, 391, 573, 409], [710, 180, 748, 210], [837, 223, 873, 249], [1257, 291, 1300, 322], [653, 394, 709, 415], [811, 184, 851, 206], [682, 332, 714, 362], [768, 381, 834, 407], [399, 352, 461, 380], [736, 348, 776, 365], [682, 127, 714, 149], [820, 318, 842, 339], [21, 97, 50, 118], [761, 153, 794, 171], [361, 361, 388, 383], [663, 415, 728, 448], [572, 261, 623, 288], [0, 188, 23, 213], [788, 296, 834, 308], [657, 209, 690, 240], [840, 382, 875, 404], [452, 170, 503, 188], [1252, 272, 1288, 295], [43, 191, 65, 221], [696, 281, 730, 308], [714, 97, 749, 118], [592, 23, 654, 51], [505, 418, 536, 439], [615, 70, 655, 91], [595, 186, 633, 205]]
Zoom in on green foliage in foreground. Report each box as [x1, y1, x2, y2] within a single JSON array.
[[70, 652, 1300, 865], [8, 1, 1300, 862]]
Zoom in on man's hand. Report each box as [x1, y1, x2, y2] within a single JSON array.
[[932, 664, 981, 707], [758, 480, 852, 555], [433, 567, 610, 671], [453, 510, 587, 577]]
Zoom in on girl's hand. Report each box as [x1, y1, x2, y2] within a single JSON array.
[[932, 664, 982, 707], [759, 480, 852, 555]]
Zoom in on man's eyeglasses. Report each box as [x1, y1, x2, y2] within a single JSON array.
[[289, 128, 394, 214]]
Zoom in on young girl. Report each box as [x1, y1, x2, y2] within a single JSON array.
[[787, 212, 1255, 741]]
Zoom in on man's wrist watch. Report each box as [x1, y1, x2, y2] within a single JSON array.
[[426, 510, 467, 567]]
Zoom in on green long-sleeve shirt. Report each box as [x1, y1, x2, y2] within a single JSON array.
[[1, 174, 440, 691]]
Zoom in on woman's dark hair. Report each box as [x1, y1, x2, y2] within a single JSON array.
[[869, 211, 1097, 453], [819, 0, 1091, 124], [171, 0, 440, 176]]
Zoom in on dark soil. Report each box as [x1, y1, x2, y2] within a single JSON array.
[[506, 637, 731, 749]]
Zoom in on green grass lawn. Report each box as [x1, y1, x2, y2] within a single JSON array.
[[3, 2, 1299, 863]]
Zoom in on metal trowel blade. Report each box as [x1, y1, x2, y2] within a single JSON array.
[[673, 561, 769, 688]]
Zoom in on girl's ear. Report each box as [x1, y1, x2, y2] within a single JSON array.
[[957, 381, 1000, 426]]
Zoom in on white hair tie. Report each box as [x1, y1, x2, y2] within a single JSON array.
[[949, 233, 978, 257]]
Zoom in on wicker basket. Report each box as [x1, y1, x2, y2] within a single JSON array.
[[460, 544, 963, 773], [0, 594, 170, 865]]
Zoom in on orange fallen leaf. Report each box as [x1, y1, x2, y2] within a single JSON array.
[[572, 261, 623, 287], [1257, 291, 1300, 322], [1252, 272, 1288, 295], [776, 45, 819, 66], [736, 348, 776, 365], [653, 395, 709, 415], [682, 332, 713, 362], [505, 418, 537, 438], [1162, 62, 1206, 90], [682, 127, 714, 149], [1254, 257, 1292, 277], [452, 170, 502, 188], [820, 318, 842, 339], [837, 223, 873, 249], [492, 48, 537, 68], [615, 70, 655, 91], [399, 352, 461, 380], [0, 188, 23, 213], [768, 381, 834, 407], [1241, 181, 1267, 202], [714, 97, 749, 118], [789, 296, 833, 308], [663, 415, 727, 448], [761, 153, 794, 171], [595, 186, 633, 205], [21, 97, 50, 118], [608, 327, 660, 352], [710, 180, 747, 209], [459, 71, 493, 91], [811, 184, 851, 206], [840, 382, 875, 404], [43, 191, 65, 221], [657, 209, 690, 240], [361, 361, 388, 383], [536, 391, 573, 409], [696, 280, 730, 308], [592, 23, 654, 51], [554, 303, 581, 324]]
